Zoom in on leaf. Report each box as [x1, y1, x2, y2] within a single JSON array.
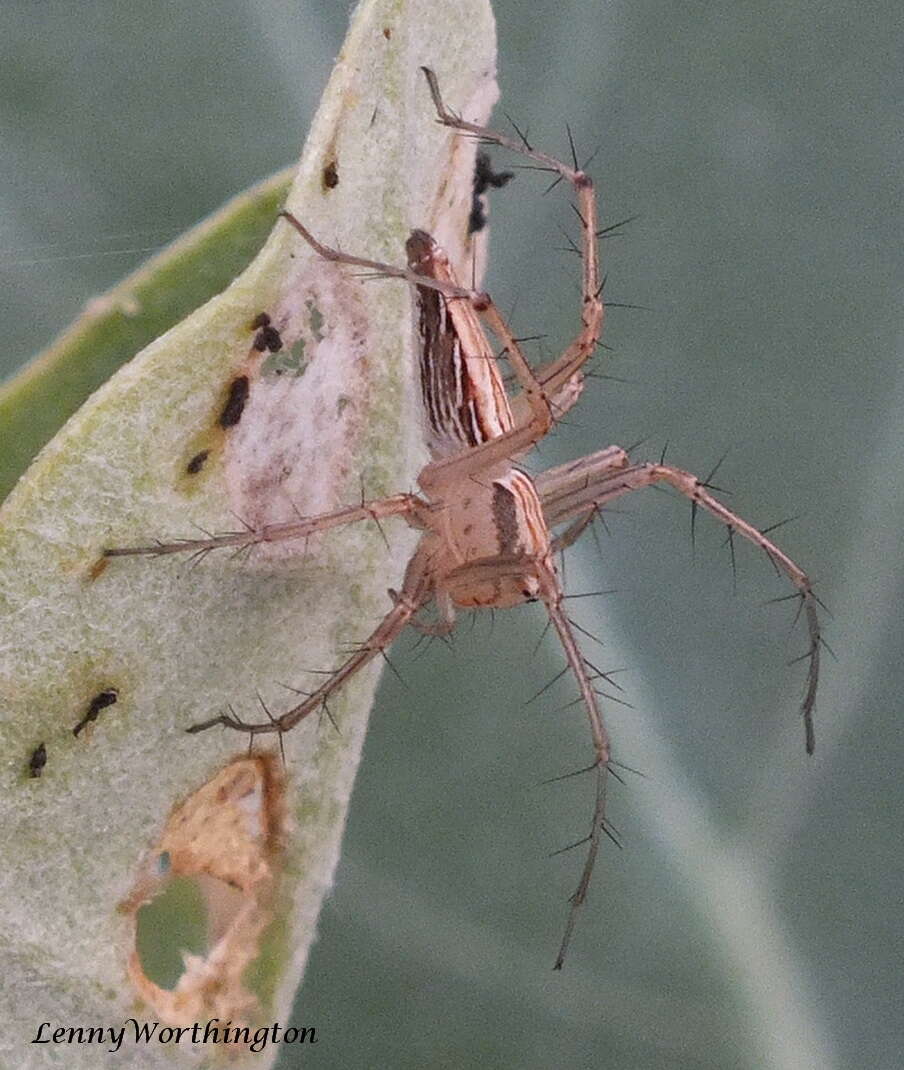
[[0, 169, 292, 503], [0, 0, 498, 1064]]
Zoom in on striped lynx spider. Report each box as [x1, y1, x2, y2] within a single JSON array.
[[108, 69, 821, 967]]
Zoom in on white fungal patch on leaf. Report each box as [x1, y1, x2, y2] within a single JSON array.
[[224, 261, 372, 561], [123, 754, 287, 1029]]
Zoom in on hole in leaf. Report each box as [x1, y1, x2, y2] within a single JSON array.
[[124, 755, 286, 1025], [134, 875, 208, 991]]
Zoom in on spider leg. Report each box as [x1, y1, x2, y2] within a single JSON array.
[[536, 445, 631, 521], [536, 557, 611, 969], [538, 446, 632, 549], [388, 586, 457, 637], [430, 548, 614, 967], [541, 454, 821, 753], [186, 540, 435, 736], [279, 212, 473, 301], [103, 493, 428, 558], [550, 510, 598, 555], [422, 68, 603, 416]]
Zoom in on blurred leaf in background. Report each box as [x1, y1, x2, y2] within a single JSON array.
[[2, 2, 902, 1069]]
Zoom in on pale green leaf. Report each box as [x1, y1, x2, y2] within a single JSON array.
[[0, 1, 497, 1065]]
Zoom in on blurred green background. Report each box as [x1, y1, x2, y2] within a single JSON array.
[[2, 2, 901, 1067]]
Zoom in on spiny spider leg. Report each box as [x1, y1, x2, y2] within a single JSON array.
[[538, 559, 611, 969], [421, 66, 603, 409], [103, 493, 429, 557], [432, 549, 615, 969], [187, 543, 435, 736], [549, 509, 600, 555], [537, 454, 821, 753], [392, 587, 457, 637], [276, 212, 474, 301]]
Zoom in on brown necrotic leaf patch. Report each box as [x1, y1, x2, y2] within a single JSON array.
[[321, 159, 339, 190], [218, 376, 251, 429], [122, 754, 287, 1028], [72, 688, 118, 737], [28, 742, 47, 778], [185, 449, 210, 475]]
